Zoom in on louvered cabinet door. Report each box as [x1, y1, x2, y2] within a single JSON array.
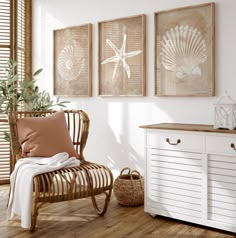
[[146, 148, 202, 224], [145, 130, 204, 225], [207, 135, 236, 228]]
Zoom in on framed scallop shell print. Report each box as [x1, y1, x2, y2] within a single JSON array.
[[54, 24, 92, 96], [155, 2, 215, 96]]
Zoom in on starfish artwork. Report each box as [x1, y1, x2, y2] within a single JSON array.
[[101, 34, 142, 81]]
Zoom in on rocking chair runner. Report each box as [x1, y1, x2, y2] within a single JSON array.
[[8, 110, 113, 231]]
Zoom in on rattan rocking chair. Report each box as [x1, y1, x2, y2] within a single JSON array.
[[8, 110, 113, 231]]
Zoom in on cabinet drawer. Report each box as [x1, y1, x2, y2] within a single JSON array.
[[206, 135, 236, 156], [147, 131, 204, 152]]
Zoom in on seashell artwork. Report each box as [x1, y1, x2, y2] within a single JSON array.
[[155, 3, 215, 96], [57, 40, 85, 81], [160, 25, 207, 79], [54, 24, 92, 96]]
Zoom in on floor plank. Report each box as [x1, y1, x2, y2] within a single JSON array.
[[1, 185, 236, 238]]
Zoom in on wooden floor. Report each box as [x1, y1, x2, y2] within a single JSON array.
[[1, 185, 236, 238]]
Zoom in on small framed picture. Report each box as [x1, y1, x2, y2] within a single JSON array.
[[155, 3, 215, 96], [98, 15, 146, 96], [54, 24, 92, 96]]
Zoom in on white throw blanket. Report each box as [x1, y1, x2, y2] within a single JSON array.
[[7, 152, 80, 229]]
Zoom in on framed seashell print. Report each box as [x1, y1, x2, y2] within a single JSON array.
[[98, 15, 146, 96], [155, 2, 215, 96], [53, 24, 92, 96]]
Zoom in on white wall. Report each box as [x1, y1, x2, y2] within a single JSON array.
[[32, 0, 236, 177]]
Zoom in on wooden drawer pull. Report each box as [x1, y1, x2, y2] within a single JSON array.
[[231, 143, 236, 150], [166, 138, 181, 145]]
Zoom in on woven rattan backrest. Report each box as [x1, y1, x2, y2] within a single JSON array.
[[8, 110, 89, 172]]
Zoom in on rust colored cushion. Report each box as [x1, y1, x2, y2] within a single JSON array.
[[17, 111, 77, 158]]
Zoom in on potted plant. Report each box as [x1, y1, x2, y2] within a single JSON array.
[[0, 59, 69, 113], [0, 59, 69, 141]]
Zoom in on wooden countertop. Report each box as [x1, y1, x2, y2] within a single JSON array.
[[139, 123, 236, 134]]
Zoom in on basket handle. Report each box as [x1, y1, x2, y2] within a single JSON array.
[[120, 167, 131, 176], [131, 170, 142, 180], [130, 170, 144, 191]]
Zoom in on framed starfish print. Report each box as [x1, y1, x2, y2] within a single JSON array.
[[98, 15, 146, 96]]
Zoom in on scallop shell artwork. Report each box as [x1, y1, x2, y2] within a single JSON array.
[[57, 40, 85, 81], [160, 25, 207, 79]]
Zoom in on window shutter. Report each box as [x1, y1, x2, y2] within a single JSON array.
[[0, 0, 32, 184], [17, 0, 25, 81], [0, 0, 11, 184], [17, 0, 32, 80], [0, 116, 10, 184], [0, 0, 11, 78]]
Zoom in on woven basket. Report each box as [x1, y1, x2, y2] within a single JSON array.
[[113, 167, 144, 206]]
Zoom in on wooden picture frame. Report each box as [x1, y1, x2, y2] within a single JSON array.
[[155, 3, 215, 96], [53, 24, 92, 96], [98, 15, 146, 96]]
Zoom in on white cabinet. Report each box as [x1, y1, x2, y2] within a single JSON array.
[[141, 123, 236, 233]]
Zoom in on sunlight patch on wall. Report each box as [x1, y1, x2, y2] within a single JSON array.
[[146, 102, 174, 124], [34, 3, 43, 67], [107, 155, 120, 178], [108, 102, 124, 143], [33, 1, 65, 94]]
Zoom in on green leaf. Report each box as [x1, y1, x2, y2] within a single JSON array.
[[4, 132, 10, 142], [33, 68, 43, 76], [2, 58, 70, 113]]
